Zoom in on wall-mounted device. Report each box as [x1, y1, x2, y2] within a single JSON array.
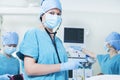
[[64, 27, 85, 58], [63, 27, 93, 80]]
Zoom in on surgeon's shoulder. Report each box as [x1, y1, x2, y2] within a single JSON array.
[[117, 54, 120, 59], [0, 53, 4, 58], [23, 28, 38, 37], [25, 28, 38, 33], [97, 54, 109, 61], [25, 27, 43, 34], [0, 53, 6, 58], [97, 54, 108, 57]]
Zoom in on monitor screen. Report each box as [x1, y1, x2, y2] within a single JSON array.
[[64, 27, 84, 43]]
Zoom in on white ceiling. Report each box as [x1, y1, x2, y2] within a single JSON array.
[[0, 0, 120, 13], [61, 0, 120, 13], [0, 0, 41, 7]]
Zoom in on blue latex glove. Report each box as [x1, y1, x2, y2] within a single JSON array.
[[86, 55, 96, 64], [0, 74, 10, 80], [70, 46, 82, 51], [60, 59, 83, 71]]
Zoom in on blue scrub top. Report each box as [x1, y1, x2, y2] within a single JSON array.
[[18, 28, 68, 80], [0, 54, 20, 75], [97, 54, 120, 74]]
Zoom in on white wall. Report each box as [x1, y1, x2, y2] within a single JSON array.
[[61, 0, 120, 75], [60, 10, 120, 75], [1, 15, 40, 44], [0, 0, 120, 75], [1, 11, 120, 75]]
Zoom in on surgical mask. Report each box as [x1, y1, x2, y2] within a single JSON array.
[[104, 45, 110, 52], [43, 13, 62, 29], [4, 46, 16, 55]]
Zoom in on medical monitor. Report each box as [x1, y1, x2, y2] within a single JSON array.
[[64, 27, 84, 43]]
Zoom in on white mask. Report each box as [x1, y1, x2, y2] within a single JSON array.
[[43, 14, 62, 29], [4, 46, 16, 55], [104, 45, 110, 52]]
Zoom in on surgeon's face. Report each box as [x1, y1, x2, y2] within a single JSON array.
[[42, 8, 61, 23], [106, 43, 116, 52], [106, 44, 110, 48], [104, 43, 110, 52], [3, 44, 17, 55]]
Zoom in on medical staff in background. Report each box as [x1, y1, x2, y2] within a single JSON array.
[[0, 32, 20, 79], [17, 0, 83, 80], [79, 32, 120, 74]]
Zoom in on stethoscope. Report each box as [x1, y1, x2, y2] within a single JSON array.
[[44, 25, 62, 63]]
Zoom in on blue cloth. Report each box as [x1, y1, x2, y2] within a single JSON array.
[[40, 0, 62, 17], [2, 32, 19, 45], [105, 32, 120, 51], [97, 54, 120, 74], [18, 28, 68, 80], [0, 54, 20, 75]]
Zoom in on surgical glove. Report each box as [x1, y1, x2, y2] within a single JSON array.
[[70, 46, 82, 51], [86, 55, 96, 64], [60, 59, 83, 71], [0, 74, 10, 80]]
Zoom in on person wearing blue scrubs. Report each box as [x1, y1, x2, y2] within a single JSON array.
[[17, 0, 83, 80], [0, 32, 20, 75], [80, 32, 120, 74]]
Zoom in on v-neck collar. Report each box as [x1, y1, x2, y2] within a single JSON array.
[[108, 54, 118, 60]]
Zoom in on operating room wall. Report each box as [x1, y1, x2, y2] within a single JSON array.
[[1, 15, 40, 44], [1, 11, 120, 75], [58, 10, 120, 75]]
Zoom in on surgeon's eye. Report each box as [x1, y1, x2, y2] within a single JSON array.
[[7, 44, 17, 47], [57, 13, 61, 16], [49, 12, 61, 16]]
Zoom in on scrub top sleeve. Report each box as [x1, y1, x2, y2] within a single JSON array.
[[19, 29, 39, 61], [97, 54, 104, 65]]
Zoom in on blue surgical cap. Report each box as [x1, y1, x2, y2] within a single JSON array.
[[105, 32, 120, 51], [2, 32, 19, 45], [40, 0, 62, 18]]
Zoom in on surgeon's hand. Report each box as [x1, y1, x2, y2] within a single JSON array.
[[0, 74, 10, 80], [60, 59, 83, 71], [86, 55, 96, 64]]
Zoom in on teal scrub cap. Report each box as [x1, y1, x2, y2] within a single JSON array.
[[40, 0, 62, 18], [105, 32, 120, 51], [2, 32, 19, 45]]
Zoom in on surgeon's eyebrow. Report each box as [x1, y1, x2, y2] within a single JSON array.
[[7, 44, 17, 47]]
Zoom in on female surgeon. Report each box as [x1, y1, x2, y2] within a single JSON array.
[[17, 0, 83, 80], [0, 32, 19, 75], [79, 32, 120, 74]]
